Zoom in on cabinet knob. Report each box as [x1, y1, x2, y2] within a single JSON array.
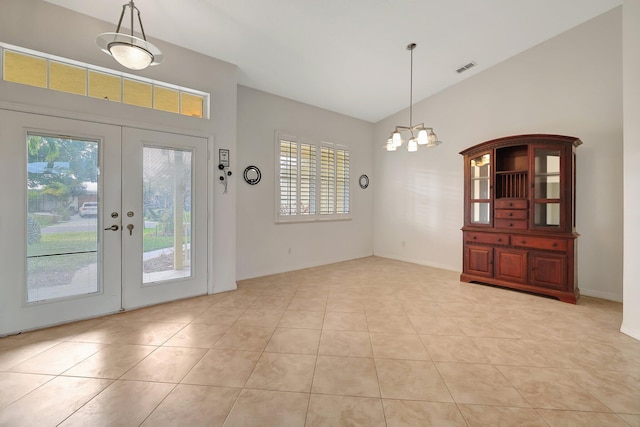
[[552, 242, 558, 247], [508, 213, 513, 217], [497, 238, 502, 242], [521, 240, 527, 244], [509, 202, 513, 207], [509, 223, 513, 227], [472, 236, 477, 240]]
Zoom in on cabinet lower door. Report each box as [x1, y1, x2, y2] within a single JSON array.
[[495, 248, 528, 283], [530, 252, 567, 290], [464, 245, 493, 277]]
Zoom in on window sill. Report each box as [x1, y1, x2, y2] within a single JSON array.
[[276, 215, 352, 224]]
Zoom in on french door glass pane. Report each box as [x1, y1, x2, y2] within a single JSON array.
[[26, 134, 99, 303], [143, 146, 193, 284]]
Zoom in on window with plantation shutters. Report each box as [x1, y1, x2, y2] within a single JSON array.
[[279, 139, 298, 216], [320, 144, 350, 215], [320, 146, 335, 215], [336, 148, 350, 214], [300, 143, 317, 215], [276, 132, 350, 222]]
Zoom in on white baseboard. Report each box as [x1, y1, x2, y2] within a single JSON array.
[[236, 252, 375, 282], [372, 251, 459, 273], [620, 323, 640, 341], [579, 287, 623, 302]]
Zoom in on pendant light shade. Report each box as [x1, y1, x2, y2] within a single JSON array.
[[385, 43, 442, 152], [386, 137, 397, 151], [96, 1, 163, 70]]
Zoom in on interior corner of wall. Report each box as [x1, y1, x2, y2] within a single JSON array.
[[211, 281, 237, 294], [620, 323, 640, 342]]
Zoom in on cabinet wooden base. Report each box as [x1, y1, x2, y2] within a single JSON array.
[[460, 273, 579, 304]]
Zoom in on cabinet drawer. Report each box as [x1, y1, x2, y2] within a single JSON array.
[[494, 219, 528, 230], [495, 199, 528, 209], [512, 236, 568, 251], [465, 232, 509, 245], [495, 209, 528, 219]]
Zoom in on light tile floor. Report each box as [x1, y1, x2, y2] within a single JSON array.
[[1, 256, 639, 426]]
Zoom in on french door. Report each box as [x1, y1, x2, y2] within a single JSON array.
[[121, 127, 208, 309], [0, 110, 208, 335]]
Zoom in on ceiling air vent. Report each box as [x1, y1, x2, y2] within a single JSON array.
[[456, 61, 477, 74]]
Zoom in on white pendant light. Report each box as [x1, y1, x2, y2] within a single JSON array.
[[392, 131, 403, 148], [97, 0, 163, 70], [407, 138, 418, 152], [386, 137, 397, 151], [386, 43, 442, 152]]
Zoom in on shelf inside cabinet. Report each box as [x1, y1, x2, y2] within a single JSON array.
[[496, 145, 528, 172]]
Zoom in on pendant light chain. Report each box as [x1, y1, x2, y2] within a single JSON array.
[[409, 43, 414, 129]]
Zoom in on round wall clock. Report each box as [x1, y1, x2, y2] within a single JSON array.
[[243, 165, 262, 185], [359, 174, 369, 189]]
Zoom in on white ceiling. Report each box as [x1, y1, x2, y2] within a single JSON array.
[[43, 0, 621, 123]]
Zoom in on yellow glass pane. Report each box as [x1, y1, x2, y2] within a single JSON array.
[[181, 92, 203, 118], [154, 86, 179, 113], [49, 61, 86, 95], [123, 78, 152, 108], [3, 50, 47, 88], [88, 71, 121, 102]]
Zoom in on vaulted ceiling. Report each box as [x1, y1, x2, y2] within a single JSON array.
[[44, 0, 621, 122]]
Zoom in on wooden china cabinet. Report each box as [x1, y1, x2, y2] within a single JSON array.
[[460, 134, 581, 303]]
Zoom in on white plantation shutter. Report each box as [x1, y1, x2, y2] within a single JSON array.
[[300, 143, 316, 215], [336, 148, 350, 214], [320, 146, 335, 215], [279, 139, 297, 216], [320, 144, 350, 216], [276, 132, 350, 222]]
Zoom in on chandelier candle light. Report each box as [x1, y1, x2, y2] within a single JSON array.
[[386, 43, 442, 152], [97, 0, 163, 70]]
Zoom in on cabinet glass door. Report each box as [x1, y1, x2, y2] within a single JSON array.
[[470, 153, 491, 224], [533, 148, 561, 227]]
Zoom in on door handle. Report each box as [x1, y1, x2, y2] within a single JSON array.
[[127, 224, 134, 236], [104, 225, 119, 231]]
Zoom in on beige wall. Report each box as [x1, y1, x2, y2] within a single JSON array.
[[622, 0, 640, 339], [236, 86, 374, 280], [374, 8, 624, 301]]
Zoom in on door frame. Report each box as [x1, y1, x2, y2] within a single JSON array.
[[0, 104, 214, 336]]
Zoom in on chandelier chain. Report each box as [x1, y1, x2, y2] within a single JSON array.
[[409, 43, 413, 129]]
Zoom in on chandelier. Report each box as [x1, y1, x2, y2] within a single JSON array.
[[96, 0, 163, 70], [386, 43, 442, 152]]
